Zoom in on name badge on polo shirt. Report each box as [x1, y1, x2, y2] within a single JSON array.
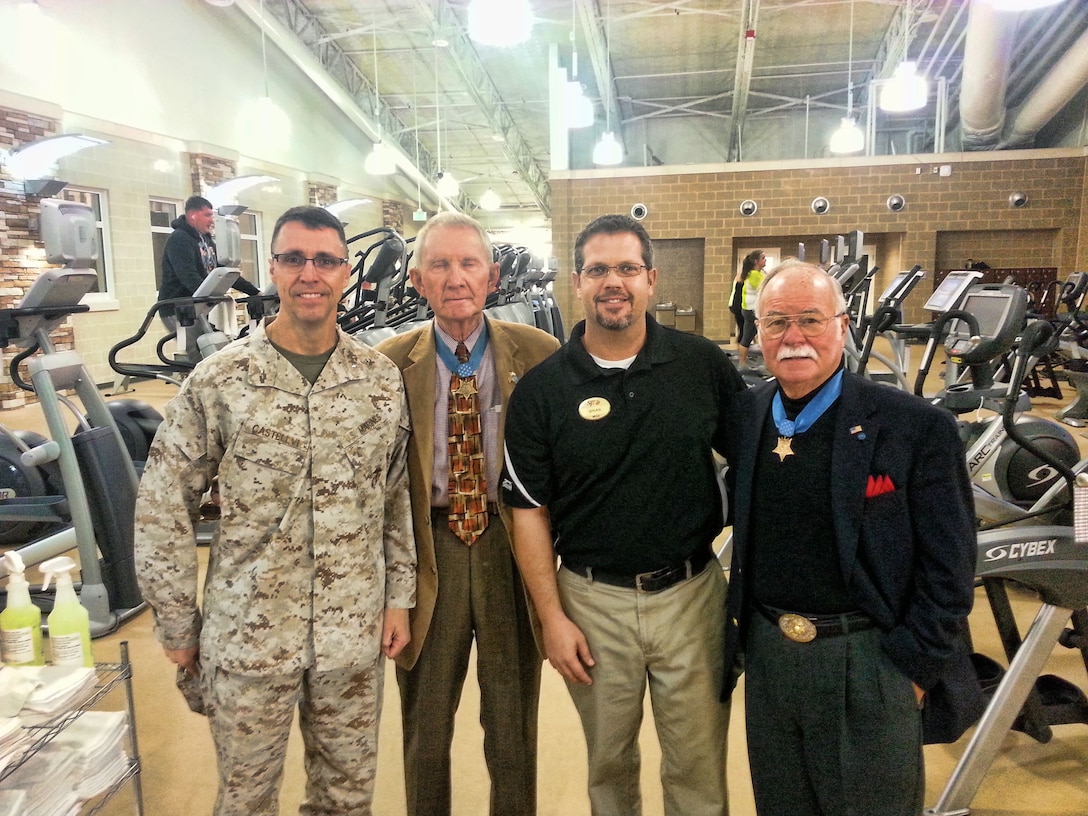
[[578, 396, 611, 421]]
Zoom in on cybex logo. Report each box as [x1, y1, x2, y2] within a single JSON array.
[[983, 538, 1057, 562], [1025, 464, 1059, 489]]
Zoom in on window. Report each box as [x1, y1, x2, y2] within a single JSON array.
[[149, 199, 179, 291], [60, 187, 113, 297], [238, 210, 264, 289]]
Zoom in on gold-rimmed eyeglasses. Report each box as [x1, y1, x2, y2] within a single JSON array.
[[757, 312, 845, 339]]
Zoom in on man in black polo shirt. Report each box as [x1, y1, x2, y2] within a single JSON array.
[[723, 260, 980, 816], [501, 213, 744, 816]]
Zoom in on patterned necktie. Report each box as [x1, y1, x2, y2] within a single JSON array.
[[448, 341, 488, 544]]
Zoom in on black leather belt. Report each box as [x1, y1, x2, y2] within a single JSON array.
[[563, 547, 714, 593], [754, 601, 875, 643]]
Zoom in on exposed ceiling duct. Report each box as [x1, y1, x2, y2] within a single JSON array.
[[958, 0, 1017, 151], [1002, 25, 1088, 148]]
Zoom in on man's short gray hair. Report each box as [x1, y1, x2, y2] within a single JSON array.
[[413, 212, 493, 266], [754, 259, 848, 318]]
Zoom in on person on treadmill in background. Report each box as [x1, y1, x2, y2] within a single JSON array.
[[722, 259, 983, 816], [736, 249, 766, 370], [158, 195, 260, 360]]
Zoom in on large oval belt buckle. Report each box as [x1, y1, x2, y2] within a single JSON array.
[[778, 613, 817, 643]]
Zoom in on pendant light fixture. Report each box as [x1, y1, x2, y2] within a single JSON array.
[[879, 2, 928, 113], [365, 19, 396, 175], [592, 0, 623, 166], [830, 0, 864, 154], [434, 45, 459, 198], [467, 0, 533, 47], [879, 61, 928, 112], [480, 189, 501, 210]]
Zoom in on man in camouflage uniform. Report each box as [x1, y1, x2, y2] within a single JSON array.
[[135, 205, 415, 816]]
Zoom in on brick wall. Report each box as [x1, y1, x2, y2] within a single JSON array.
[[189, 153, 235, 196], [381, 199, 407, 233], [308, 181, 337, 207], [550, 152, 1088, 341]]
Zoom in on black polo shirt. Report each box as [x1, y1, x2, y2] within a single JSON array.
[[501, 315, 746, 574]]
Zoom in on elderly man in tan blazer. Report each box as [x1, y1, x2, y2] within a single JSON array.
[[377, 212, 559, 816]]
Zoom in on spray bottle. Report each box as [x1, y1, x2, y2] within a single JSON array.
[[0, 552, 44, 666], [40, 556, 93, 667]]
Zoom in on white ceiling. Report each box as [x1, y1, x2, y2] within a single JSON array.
[[233, 0, 1088, 224]]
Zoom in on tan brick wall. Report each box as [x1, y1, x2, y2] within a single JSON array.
[[382, 199, 408, 233], [308, 182, 338, 208], [189, 153, 235, 196], [551, 153, 1088, 341]]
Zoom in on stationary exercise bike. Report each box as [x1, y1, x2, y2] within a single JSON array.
[[0, 198, 144, 634], [919, 284, 1086, 529]]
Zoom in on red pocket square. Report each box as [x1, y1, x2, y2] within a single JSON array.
[[866, 474, 896, 498]]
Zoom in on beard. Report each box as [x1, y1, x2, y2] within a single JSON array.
[[591, 292, 634, 331], [593, 309, 635, 331]]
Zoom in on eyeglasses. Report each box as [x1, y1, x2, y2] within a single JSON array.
[[757, 312, 845, 339], [272, 253, 348, 272], [579, 263, 648, 279]]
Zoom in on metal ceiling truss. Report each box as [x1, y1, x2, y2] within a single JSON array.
[[408, 0, 551, 216], [240, 0, 475, 212], [576, 0, 624, 157]]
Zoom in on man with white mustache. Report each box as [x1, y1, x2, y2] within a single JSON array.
[[502, 213, 745, 816], [722, 260, 982, 816]]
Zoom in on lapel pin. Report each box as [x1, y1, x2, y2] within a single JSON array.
[[850, 425, 866, 440]]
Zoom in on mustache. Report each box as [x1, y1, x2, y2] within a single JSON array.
[[777, 346, 818, 361]]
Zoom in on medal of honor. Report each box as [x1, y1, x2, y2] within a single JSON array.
[[770, 370, 844, 463], [773, 436, 794, 462], [453, 377, 478, 398]]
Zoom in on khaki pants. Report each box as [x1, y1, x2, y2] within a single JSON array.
[[558, 562, 730, 816]]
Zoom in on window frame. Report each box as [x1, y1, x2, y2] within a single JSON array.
[[59, 186, 116, 308], [149, 197, 180, 293]]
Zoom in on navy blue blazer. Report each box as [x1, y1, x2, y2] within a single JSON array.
[[723, 371, 984, 742]]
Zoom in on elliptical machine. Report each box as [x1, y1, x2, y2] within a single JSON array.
[[919, 283, 1085, 529], [0, 198, 144, 635]]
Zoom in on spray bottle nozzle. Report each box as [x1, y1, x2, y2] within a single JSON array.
[[2, 552, 26, 577], [40, 556, 77, 593]]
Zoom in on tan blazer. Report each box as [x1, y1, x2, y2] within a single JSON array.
[[377, 317, 561, 670]]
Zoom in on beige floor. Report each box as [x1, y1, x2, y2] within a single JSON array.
[[5, 370, 1088, 816]]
